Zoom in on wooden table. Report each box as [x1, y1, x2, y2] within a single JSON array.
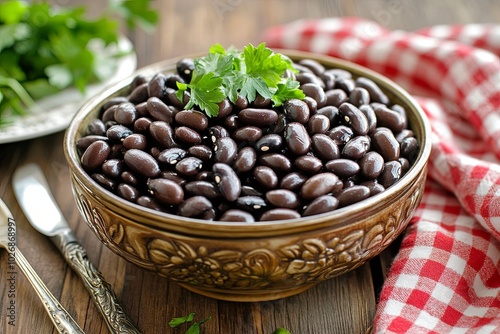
[[0, 1, 496, 333]]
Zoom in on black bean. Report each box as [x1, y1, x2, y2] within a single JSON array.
[[252, 94, 271, 108], [325, 89, 348, 107], [122, 133, 147, 150], [146, 97, 174, 123], [372, 104, 406, 133], [339, 102, 369, 135], [185, 181, 220, 198], [178, 196, 212, 217], [175, 157, 203, 176], [253, 166, 278, 189], [188, 145, 213, 161], [336, 78, 355, 94], [358, 105, 377, 134], [400, 137, 419, 160], [147, 73, 167, 100], [355, 77, 389, 104], [218, 99, 234, 118], [395, 129, 415, 143], [238, 108, 278, 126], [399, 157, 411, 174], [235, 95, 249, 109], [117, 183, 140, 202], [298, 58, 325, 76], [283, 98, 310, 124], [149, 121, 178, 148], [325, 159, 360, 178], [358, 151, 384, 179], [134, 117, 152, 133], [311, 134, 340, 161], [337, 185, 370, 207], [114, 102, 138, 126], [161, 171, 186, 186], [77, 135, 108, 153], [87, 119, 106, 136], [258, 153, 292, 173], [285, 122, 311, 155], [102, 159, 125, 178], [280, 172, 308, 191], [315, 106, 339, 124], [303, 195, 339, 216], [175, 110, 209, 131], [307, 114, 330, 135], [296, 72, 325, 88], [342, 135, 371, 160], [102, 96, 129, 111], [166, 87, 187, 109], [301, 83, 326, 108], [349, 87, 370, 107], [303, 96, 318, 114], [176, 58, 195, 82], [102, 105, 117, 123], [208, 125, 230, 143], [391, 104, 408, 129], [372, 129, 400, 161], [233, 147, 257, 173], [81, 141, 110, 171], [266, 189, 300, 209], [106, 125, 133, 143], [214, 136, 238, 164], [147, 178, 184, 205], [233, 126, 263, 143], [124, 149, 160, 178], [268, 113, 288, 135], [91, 173, 117, 191], [329, 125, 353, 146], [361, 181, 385, 196], [224, 114, 239, 131], [260, 208, 301, 221], [255, 134, 283, 152], [379, 161, 402, 188], [219, 209, 255, 222], [236, 196, 267, 213], [294, 155, 323, 174], [213, 163, 241, 201], [175, 126, 202, 145], [127, 82, 149, 104], [121, 171, 139, 186], [158, 148, 187, 165], [301, 173, 341, 200]]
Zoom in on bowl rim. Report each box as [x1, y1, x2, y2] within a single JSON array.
[[64, 49, 431, 238]]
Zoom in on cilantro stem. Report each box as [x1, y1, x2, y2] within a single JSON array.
[[0, 77, 36, 108]]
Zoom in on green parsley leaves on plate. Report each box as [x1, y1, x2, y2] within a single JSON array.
[[0, 0, 158, 126], [176, 42, 306, 117]]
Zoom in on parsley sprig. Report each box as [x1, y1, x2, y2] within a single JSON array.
[[176, 43, 305, 117], [169, 312, 211, 334]]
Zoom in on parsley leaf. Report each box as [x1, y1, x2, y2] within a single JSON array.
[[180, 42, 304, 117], [168, 312, 195, 327], [273, 328, 292, 334]]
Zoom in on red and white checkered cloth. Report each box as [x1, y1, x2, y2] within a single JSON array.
[[263, 18, 500, 333]]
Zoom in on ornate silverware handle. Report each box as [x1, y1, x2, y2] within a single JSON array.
[[14, 246, 85, 334], [54, 232, 141, 334]]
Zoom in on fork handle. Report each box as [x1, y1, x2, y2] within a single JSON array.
[[53, 232, 141, 334], [14, 246, 85, 334]]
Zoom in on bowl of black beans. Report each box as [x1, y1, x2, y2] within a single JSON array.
[[64, 44, 431, 302]]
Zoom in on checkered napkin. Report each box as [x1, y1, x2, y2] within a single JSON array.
[[263, 18, 500, 333]]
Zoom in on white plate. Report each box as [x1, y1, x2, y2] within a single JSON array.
[[0, 37, 137, 144]]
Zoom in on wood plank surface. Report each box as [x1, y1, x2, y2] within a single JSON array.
[[1, 1, 498, 333]]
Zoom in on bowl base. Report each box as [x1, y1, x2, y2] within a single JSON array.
[[179, 282, 319, 302]]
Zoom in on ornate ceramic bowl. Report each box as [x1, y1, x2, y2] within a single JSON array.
[[64, 50, 431, 302]]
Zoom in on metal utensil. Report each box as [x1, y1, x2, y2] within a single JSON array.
[[0, 197, 85, 334], [12, 163, 141, 334]]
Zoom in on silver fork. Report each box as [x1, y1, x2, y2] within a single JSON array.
[[0, 198, 85, 334]]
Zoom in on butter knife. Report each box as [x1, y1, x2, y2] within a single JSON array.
[[12, 163, 141, 334]]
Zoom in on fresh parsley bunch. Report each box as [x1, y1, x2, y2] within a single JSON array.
[[0, 0, 158, 125], [176, 43, 306, 117]]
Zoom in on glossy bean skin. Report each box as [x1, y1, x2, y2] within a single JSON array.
[[355, 77, 389, 104], [77, 135, 108, 154], [260, 209, 301, 221], [176, 58, 195, 82], [124, 149, 161, 178], [175, 126, 202, 145], [325, 159, 360, 178], [255, 134, 283, 152], [127, 83, 148, 104], [217, 99, 233, 118], [147, 178, 184, 205], [147, 73, 167, 100], [185, 181, 220, 198], [208, 125, 230, 143], [300, 83, 326, 108], [158, 148, 187, 165], [372, 129, 400, 161], [114, 102, 138, 126], [303, 195, 339, 216], [175, 157, 203, 176], [361, 181, 385, 196], [175, 110, 209, 131], [349, 87, 370, 107], [188, 145, 213, 161], [233, 147, 257, 173], [214, 136, 238, 164], [307, 114, 330, 135], [400, 137, 420, 161], [121, 171, 140, 186], [342, 136, 371, 160], [177, 196, 212, 217], [311, 134, 340, 161], [101, 159, 125, 178], [379, 161, 402, 188], [325, 89, 348, 107], [122, 133, 147, 150], [315, 106, 339, 124], [117, 183, 140, 202], [219, 209, 255, 222], [339, 103, 369, 135], [298, 58, 325, 76], [359, 105, 377, 134], [134, 117, 152, 133], [294, 155, 323, 174], [161, 171, 186, 186], [149, 121, 178, 148], [106, 125, 133, 143], [91, 173, 117, 191], [236, 196, 267, 213], [358, 151, 385, 179], [337, 185, 371, 207], [329, 125, 354, 146], [300, 173, 341, 200], [265, 189, 300, 209], [280, 172, 308, 191], [146, 97, 174, 123], [372, 104, 406, 133], [136, 196, 163, 211], [238, 108, 278, 126], [213, 163, 241, 201], [87, 119, 106, 136], [296, 72, 325, 88], [233, 126, 263, 143], [285, 122, 311, 156], [283, 98, 310, 124], [253, 166, 278, 189], [258, 153, 292, 173], [81, 141, 111, 171]]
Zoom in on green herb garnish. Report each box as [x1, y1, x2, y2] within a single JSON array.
[[0, 0, 158, 126], [273, 328, 292, 334], [169, 313, 211, 334], [176, 42, 306, 117]]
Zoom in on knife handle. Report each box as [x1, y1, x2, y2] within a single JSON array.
[[53, 232, 141, 334]]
